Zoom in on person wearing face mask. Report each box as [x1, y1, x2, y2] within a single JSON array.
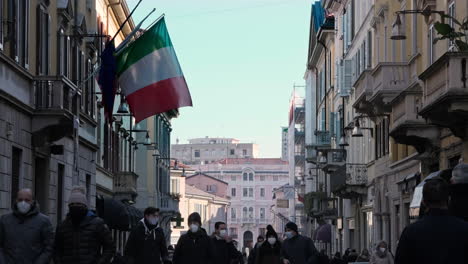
[[370, 241, 393, 264], [281, 222, 319, 264], [210, 221, 241, 264], [0, 189, 54, 264], [124, 207, 170, 264], [54, 186, 115, 264], [248, 236, 265, 264], [255, 225, 282, 264], [173, 212, 213, 264]]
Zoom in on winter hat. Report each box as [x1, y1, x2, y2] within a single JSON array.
[[451, 163, 468, 184], [285, 222, 298, 233], [266, 225, 278, 239], [68, 186, 88, 207], [188, 212, 202, 225]]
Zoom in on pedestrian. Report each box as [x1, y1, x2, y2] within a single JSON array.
[[281, 221, 319, 264], [356, 249, 370, 262], [54, 186, 115, 264], [317, 249, 330, 264], [330, 252, 345, 264], [255, 225, 282, 264], [248, 235, 265, 264], [167, 245, 175, 262], [211, 221, 241, 264], [395, 178, 468, 264], [0, 189, 54, 264], [124, 207, 170, 264], [370, 241, 393, 264], [172, 212, 213, 264], [342, 248, 350, 263], [449, 163, 468, 221], [347, 249, 358, 263]]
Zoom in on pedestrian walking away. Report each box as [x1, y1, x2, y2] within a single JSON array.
[[330, 252, 345, 264], [172, 212, 213, 264], [255, 225, 282, 264], [124, 207, 170, 264], [54, 186, 115, 264], [0, 189, 54, 264], [370, 241, 393, 264], [395, 178, 468, 264], [248, 235, 265, 264], [356, 249, 371, 262], [281, 221, 319, 264], [211, 221, 242, 264]]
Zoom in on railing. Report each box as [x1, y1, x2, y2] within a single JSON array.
[[372, 62, 409, 97], [114, 171, 138, 195], [314, 131, 331, 146], [346, 163, 368, 185], [34, 76, 77, 112], [354, 69, 373, 102], [239, 218, 272, 225], [305, 145, 316, 162]]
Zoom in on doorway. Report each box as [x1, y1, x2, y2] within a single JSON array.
[[34, 157, 49, 214]]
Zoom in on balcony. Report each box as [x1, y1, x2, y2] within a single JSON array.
[[114, 171, 139, 200], [321, 0, 342, 13], [160, 193, 179, 214], [312, 131, 331, 149], [332, 163, 368, 199], [369, 62, 410, 114], [32, 76, 77, 147], [353, 70, 374, 115], [295, 106, 305, 123], [320, 149, 346, 173], [419, 52, 468, 138], [305, 145, 317, 163], [389, 86, 440, 154]]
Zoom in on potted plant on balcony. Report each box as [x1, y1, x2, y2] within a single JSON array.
[[433, 16, 468, 51]]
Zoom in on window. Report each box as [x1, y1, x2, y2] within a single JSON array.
[[86, 174, 91, 202], [243, 173, 248, 181], [429, 24, 435, 64], [231, 188, 236, 197], [248, 207, 254, 218], [243, 188, 248, 197], [243, 149, 247, 156], [230, 149, 235, 155], [171, 179, 179, 194], [448, 2, 455, 49], [37, 4, 51, 73], [231, 175, 236, 181], [260, 188, 265, 197], [17, 0, 30, 67], [11, 147, 22, 208], [260, 208, 265, 219], [231, 208, 236, 219], [194, 150, 200, 158], [230, 228, 238, 238], [249, 188, 253, 197], [273, 175, 279, 181], [367, 31, 372, 68], [260, 175, 265, 181], [206, 185, 217, 193], [249, 173, 253, 181], [243, 207, 248, 218], [375, 118, 390, 159], [259, 228, 266, 236]]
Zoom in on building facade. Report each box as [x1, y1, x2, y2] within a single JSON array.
[[199, 158, 289, 250], [171, 137, 259, 165]]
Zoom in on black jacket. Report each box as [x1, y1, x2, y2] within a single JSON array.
[[54, 212, 115, 264], [210, 235, 241, 264], [125, 219, 169, 264], [281, 235, 319, 264], [395, 209, 468, 264], [0, 203, 54, 264], [173, 229, 213, 264], [255, 242, 282, 264], [248, 242, 262, 264]]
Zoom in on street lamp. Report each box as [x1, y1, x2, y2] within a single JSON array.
[[117, 96, 130, 114], [352, 120, 363, 137], [391, 14, 406, 40], [144, 132, 152, 146], [391, 9, 446, 40], [319, 152, 327, 164], [339, 136, 349, 147]]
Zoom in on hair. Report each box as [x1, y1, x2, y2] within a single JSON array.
[[144, 207, 160, 216], [215, 221, 226, 230], [257, 235, 265, 241], [423, 178, 449, 208]]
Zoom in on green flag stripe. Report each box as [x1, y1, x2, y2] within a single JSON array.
[[116, 18, 173, 75]]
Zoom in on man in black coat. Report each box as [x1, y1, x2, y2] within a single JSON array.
[[54, 186, 115, 264], [173, 212, 213, 264], [248, 236, 265, 264], [395, 178, 468, 264], [211, 221, 241, 264], [125, 207, 170, 264], [281, 222, 319, 264], [0, 189, 54, 264]]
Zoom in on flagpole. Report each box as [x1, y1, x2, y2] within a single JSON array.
[[145, 13, 166, 30], [115, 8, 157, 54], [111, 0, 143, 42]]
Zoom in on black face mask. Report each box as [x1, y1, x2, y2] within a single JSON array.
[[69, 206, 88, 224]]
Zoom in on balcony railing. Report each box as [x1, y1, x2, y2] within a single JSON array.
[[239, 218, 272, 225], [114, 171, 139, 196], [346, 163, 368, 185], [313, 131, 331, 147], [371, 62, 409, 101], [34, 76, 77, 113], [305, 145, 316, 162]]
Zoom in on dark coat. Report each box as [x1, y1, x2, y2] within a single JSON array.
[[248, 242, 262, 264], [54, 212, 115, 264], [255, 242, 282, 264], [124, 219, 169, 264], [210, 235, 241, 264], [281, 235, 319, 264], [0, 203, 54, 264], [329, 257, 346, 264], [395, 208, 468, 264], [172, 230, 213, 264]]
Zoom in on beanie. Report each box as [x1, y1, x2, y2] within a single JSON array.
[[266, 225, 278, 239], [188, 212, 202, 225], [285, 222, 298, 233], [68, 186, 88, 207]]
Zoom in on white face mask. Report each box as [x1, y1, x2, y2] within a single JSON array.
[[17, 201, 31, 214], [285, 231, 294, 239], [219, 229, 227, 236], [190, 224, 199, 233], [268, 237, 277, 245], [379, 247, 386, 253], [147, 217, 159, 226]]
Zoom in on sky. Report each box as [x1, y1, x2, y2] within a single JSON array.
[[127, 0, 311, 158]]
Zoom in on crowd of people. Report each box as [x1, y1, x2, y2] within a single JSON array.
[[2, 175, 468, 264]]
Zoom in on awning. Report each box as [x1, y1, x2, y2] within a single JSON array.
[[397, 172, 420, 185], [409, 169, 452, 219], [96, 197, 143, 231], [313, 224, 331, 243]]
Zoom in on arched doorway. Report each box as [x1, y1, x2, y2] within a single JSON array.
[[243, 230, 254, 252]]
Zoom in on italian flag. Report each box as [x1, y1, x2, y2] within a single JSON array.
[[116, 17, 192, 122]]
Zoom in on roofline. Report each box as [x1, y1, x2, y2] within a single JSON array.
[[186, 172, 228, 185]]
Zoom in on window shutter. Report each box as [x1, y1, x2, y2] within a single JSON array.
[[367, 31, 372, 68], [36, 5, 42, 74], [343, 59, 352, 96], [336, 112, 342, 139], [321, 109, 326, 131], [46, 14, 51, 74], [321, 70, 325, 100], [330, 112, 335, 138], [342, 13, 347, 53]]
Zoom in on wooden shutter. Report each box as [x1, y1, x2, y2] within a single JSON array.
[[343, 59, 352, 96]]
